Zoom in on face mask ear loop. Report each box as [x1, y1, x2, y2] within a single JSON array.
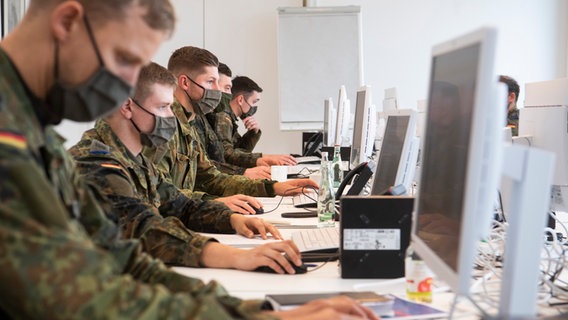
[[131, 98, 155, 116], [83, 14, 105, 66], [53, 41, 60, 80], [185, 74, 207, 100]]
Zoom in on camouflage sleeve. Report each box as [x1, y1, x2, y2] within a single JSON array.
[[235, 128, 262, 152], [189, 134, 274, 197], [213, 158, 247, 175], [75, 159, 216, 267], [216, 112, 262, 168], [0, 144, 276, 320], [155, 172, 236, 234]]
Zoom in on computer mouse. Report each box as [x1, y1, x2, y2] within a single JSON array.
[[253, 257, 308, 274], [247, 203, 264, 215]]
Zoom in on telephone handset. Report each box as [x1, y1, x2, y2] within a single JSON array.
[[335, 162, 374, 200]]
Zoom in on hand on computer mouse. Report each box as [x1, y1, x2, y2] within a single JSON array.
[[254, 254, 308, 275], [229, 240, 303, 273], [214, 194, 263, 215]]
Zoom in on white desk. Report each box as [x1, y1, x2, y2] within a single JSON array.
[[173, 197, 482, 318], [172, 197, 568, 318]]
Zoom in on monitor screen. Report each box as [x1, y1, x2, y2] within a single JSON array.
[[412, 27, 500, 295], [335, 85, 350, 146], [323, 97, 336, 146], [350, 85, 373, 166], [371, 113, 412, 195]]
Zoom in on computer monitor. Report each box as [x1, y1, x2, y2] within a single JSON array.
[[334, 85, 351, 146], [412, 27, 502, 296], [323, 97, 336, 146], [350, 85, 376, 166], [370, 110, 418, 196], [520, 78, 568, 213]]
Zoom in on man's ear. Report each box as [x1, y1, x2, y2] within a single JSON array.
[[120, 98, 134, 119], [177, 74, 190, 90], [50, 1, 83, 42], [237, 94, 245, 105]]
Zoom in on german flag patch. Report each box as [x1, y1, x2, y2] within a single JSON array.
[[0, 131, 26, 150]]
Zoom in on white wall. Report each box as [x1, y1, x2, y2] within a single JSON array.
[[57, 0, 568, 153]]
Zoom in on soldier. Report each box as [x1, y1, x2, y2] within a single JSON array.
[[70, 62, 303, 273], [498, 75, 520, 136], [0, 0, 377, 319], [212, 76, 279, 169], [146, 46, 318, 214], [167, 47, 300, 176]]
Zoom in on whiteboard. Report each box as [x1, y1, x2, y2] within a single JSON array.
[[277, 6, 363, 131]]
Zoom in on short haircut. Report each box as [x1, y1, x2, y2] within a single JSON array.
[[218, 63, 232, 78], [167, 46, 219, 78], [133, 62, 176, 102], [499, 75, 520, 103], [231, 76, 263, 99], [28, 0, 176, 37]]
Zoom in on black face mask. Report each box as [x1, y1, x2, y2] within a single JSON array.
[[130, 99, 176, 147], [46, 15, 132, 124], [240, 98, 258, 120], [185, 75, 222, 114]]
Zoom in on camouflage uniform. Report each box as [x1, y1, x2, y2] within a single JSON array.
[[209, 101, 263, 168], [69, 119, 239, 266], [150, 100, 276, 198], [507, 107, 519, 136], [0, 49, 275, 319], [191, 100, 254, 175]]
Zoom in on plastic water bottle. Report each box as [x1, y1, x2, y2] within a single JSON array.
[[405, 245, 433, 303], [317, 152, 336, 228], [331, 144, 343, 188]]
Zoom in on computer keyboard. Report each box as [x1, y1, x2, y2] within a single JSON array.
[[293, 156, 321, 164], [292, 191, 318, 208], [291, 227, 340, 253]]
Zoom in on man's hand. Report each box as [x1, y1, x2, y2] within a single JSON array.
[[243, 116, 261, 133], [273, 179, 319, 196], [214, 194, 263, 215], [244, 166, 271, 179], [233, 240, 302, 274], [269, 295, 380, 320], [230, 214, 282, 239], [257, 154, 297, 166]]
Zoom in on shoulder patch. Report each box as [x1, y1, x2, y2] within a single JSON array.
[[0, 131, 26, 150], [89, 139, 110, 155]]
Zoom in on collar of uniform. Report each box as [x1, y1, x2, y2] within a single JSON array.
[[94, 119, 140, 168], [225, 102, 239, 124], [171, 100, 194, 137], [93, 119, 156, 195]]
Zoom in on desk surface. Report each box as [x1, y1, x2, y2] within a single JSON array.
[[174, 197, 481, 318], [173, 197, 568, 319]]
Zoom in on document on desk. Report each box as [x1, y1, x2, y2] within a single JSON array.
[[383, 295, 447, 319]]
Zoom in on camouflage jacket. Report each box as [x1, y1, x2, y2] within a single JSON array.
[[0, 49, 275, 319], [69, 119, 240, 266], [149, 100, 276, 198], [209, 102, 263, 168], [507, 107, 519, 136], [191, 100, 253, 175]]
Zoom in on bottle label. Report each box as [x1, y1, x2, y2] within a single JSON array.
[[343, 229, 401, 250], [406, 262, 433, 294], [406, 276, 433, 293]]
